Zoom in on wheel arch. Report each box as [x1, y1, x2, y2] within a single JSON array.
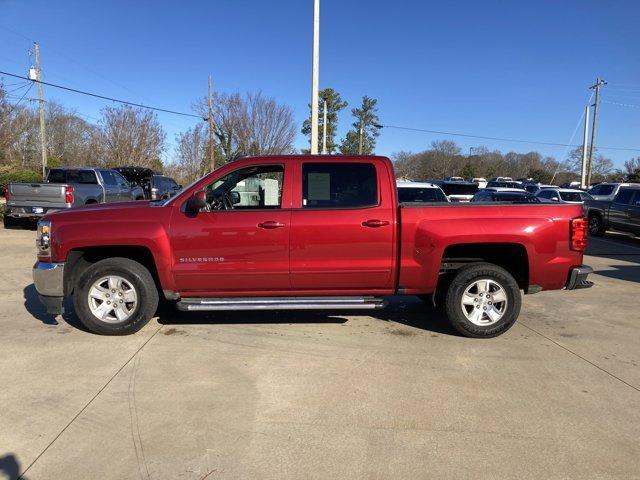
[[64, 246, 162, 296], [439, 242, 529, 290]]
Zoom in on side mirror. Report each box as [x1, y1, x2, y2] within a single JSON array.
[[186, 190, 207, 211], [230, 191, 241, 205], [551, 196, 559, 202]]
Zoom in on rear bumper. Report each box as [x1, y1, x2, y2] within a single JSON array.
[[6, 205, 62, 218], [565, 265, 594, 290], [33, 262, 65, 314]]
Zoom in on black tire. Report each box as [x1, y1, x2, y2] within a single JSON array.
[[73, 257, 159, 335], [3, 215, 18, 229], [588, 213, 606, 237], [444, 263, 521, 338]]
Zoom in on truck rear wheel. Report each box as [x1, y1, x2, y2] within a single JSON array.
[[444, 263, 521, 338], [73, 257, 158, 335]]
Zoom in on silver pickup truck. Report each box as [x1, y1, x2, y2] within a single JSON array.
[[3, 167, 145, 227]]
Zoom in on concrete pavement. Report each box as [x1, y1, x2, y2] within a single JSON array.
[[0, 225, 639, 479]]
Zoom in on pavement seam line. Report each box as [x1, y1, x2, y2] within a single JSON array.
[[18, 324, 164, 480], [519, 322, 640, 394]]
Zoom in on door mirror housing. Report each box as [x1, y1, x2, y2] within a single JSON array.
[[186, 190, 207, 211], [230, 191, 241, 205], [551, 196, 559, 202]]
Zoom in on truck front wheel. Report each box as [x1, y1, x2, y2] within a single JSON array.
[[444, 263, 521, 338], [73, 257, 159, 335]]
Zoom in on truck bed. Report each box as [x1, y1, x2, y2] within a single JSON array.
[[397, 202, 585, 294]]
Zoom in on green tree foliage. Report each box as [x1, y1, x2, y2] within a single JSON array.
[[339, 96, 380, 155], [302, 88, 347, 153]]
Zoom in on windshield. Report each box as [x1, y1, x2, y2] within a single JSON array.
[[440, 183, 479, 196], [560, 191, 590, 202], [398, 187, 447, 203]]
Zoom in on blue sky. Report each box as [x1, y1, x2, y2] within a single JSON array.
[[1, 0, 638, 167]]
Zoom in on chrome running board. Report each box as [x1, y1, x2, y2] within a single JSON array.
[[176, 296, 387, 312]]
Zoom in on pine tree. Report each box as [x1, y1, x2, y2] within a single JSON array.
[[302, 88, 347, 153], [339, 96, 380, 155]]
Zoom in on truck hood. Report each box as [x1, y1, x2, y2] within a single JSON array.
[[45, 200, 157, 221]]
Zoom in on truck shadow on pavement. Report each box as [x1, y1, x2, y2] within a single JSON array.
[[155, 295, 459, 336], [23, 284, 458, 336], [22, 284, 90, 332], [0, 453, 24, 480]]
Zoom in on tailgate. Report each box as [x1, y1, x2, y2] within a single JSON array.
[[8, 183, 67, 207]]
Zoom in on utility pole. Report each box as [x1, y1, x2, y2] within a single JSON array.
[[586, 77, 606, 186], [33, 42, 47, 180], [358, 119, 364, 155], [208, 75, 215, 171], [321, 100, 327, 154], [310, 0, 320, 154], [580, 104, 590, 189]]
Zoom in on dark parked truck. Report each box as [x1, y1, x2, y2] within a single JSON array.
[[32, 155, 593, 338], [4, 167, 145, 227], [586, 185, 640, 237], [113, 167, 181, 201]]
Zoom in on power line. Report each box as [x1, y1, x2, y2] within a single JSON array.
[[603, 100, 640, 109], [0, 70, 205, 120], [376, 124, 640, 153]]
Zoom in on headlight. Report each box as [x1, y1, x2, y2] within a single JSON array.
[[36, 219, 52, 258]]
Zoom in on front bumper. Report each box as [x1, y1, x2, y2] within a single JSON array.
[[566, 265, 594, 290], [32, 262, 65, 314]]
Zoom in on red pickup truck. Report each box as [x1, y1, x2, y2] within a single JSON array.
[[32, 155, 592, 338]]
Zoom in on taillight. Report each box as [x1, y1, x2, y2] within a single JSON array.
[[64, 185, 74, 204], [571, 217, 588, 251]]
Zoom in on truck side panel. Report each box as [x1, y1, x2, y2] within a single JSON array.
[[398, 203, 585, 294]]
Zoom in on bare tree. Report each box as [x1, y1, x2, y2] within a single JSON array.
[[99, 105, 166, 169], [194, 91, 296, 163], [171, 123, 208, 183]]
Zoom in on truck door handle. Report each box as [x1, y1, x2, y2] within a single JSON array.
[[257, 221, 285, 229], [362, 219, 389, 228]]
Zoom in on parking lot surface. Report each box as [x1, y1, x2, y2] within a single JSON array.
[[1, 225, 639, 479]]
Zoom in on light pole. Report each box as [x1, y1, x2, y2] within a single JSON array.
[[310, 0, 320, 154]]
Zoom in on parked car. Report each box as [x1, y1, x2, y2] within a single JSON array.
[[536, 188, 592, 204], [397, 181, 449, 203], [524, 184, 557, 195], [32, 155, 592, 339], [445, 176, 465, 182], [114, 167, 181, 201], [469, 177, 487, 188], [585, 186, 640, 237], [485, 181, 525, 190], [435, 180, 479, 202], [587, 183, 639, 201], [3, 167, 145, 228], [489, 177, 514, 182], [471, 190, 540, 203]]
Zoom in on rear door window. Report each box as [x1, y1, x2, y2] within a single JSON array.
[[302, 163, 377, 208], [47, 169, 66, 183], [615, 188, 636, 205]]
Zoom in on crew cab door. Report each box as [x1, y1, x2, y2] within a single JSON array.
[[289, 160, 396, 291], [169, 163, 291, 294]]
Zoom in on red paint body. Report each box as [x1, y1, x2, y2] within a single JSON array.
[[44, 156, 585, 298]]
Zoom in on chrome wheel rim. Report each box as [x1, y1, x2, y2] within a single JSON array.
[[461, 279, 508, 326], [588, 216, 599, 233], [88, 276, 138, 323]]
